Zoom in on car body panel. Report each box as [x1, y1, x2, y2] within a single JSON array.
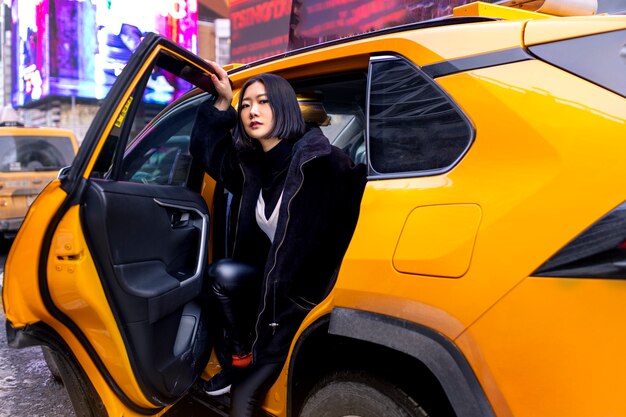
[[2, 182, 147, 415], [46, 205, 149, 407], [460, 277, 626, 417], [3, 180, 66, 325], [442, 59, 626, 416], [524, 15, 626, 45], [392, 203, 483, 278], [402, 20, 526, 65]]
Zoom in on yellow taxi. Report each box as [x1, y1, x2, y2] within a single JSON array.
[[0, 122, 78, 239], [3, 1, 626, 416]]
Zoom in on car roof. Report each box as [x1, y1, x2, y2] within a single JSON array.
[[228, 16, 496, 75], [0, 124, 78, 139], [0, 123, 74, 132]]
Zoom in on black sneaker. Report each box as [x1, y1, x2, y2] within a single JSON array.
[[202, 367, 233, 396]]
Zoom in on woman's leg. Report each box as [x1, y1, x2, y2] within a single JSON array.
[[230, 362, 284, 417], [209, 259, 262, 357]]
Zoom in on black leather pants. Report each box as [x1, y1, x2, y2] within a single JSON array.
[[209, 259, 262, 358], [210, 259, 282, 417], [230, 362, 284, 417]]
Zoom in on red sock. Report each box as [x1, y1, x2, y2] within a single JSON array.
[[232, 352, 252, 368]]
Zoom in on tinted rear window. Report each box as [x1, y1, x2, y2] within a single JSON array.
[[368, 58, 472, 175], [0, 135, 75, 172], [529, 29, 626, 98]]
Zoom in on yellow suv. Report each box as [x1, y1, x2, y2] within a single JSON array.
[[0, 123, 78, 239], [3, 2, 626, 416]]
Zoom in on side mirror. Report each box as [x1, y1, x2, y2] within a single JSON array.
[[57, 166, 71, 180]]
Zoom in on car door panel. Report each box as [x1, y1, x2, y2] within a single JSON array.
[[82, 180, 208, 319], [37, 34, 217, 410], [77, 162, 211, 402], [48, 200, 209, 407]]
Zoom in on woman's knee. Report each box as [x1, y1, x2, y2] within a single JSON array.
[[209, 259, 261, 295]]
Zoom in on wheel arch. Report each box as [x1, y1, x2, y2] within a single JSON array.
[[5, 320, 108, 417], [287, 307, 495, 417]]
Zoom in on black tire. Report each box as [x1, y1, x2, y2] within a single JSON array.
[[44, 344, 107, 417], [299, 371, 429, 417], [41, 346, 63, 383]]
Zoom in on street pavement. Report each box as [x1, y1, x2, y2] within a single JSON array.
[[0, 302, 75, 417]]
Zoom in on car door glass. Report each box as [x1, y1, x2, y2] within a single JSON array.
[[120, 93, 209, 186], [368, 57, 472, 176], [124, 134, 190, 185], [89, 52, 214, 185]]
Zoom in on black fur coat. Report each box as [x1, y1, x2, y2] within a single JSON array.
[[190, 100, 366, 363]]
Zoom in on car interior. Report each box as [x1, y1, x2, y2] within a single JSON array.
[[292, 73, 368, 165]]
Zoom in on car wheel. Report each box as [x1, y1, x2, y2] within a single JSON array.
[[299, 371, 429, 417], [41, 346, 63, 383], [43, 343, 107, 417]]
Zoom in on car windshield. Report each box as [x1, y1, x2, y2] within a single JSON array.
[[0, 135, 75, 172]]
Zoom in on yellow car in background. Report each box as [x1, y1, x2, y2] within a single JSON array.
[[3, 1, 626, 416], [0, 123, 78, 239]]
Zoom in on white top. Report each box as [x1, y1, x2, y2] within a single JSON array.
[[256, 190, 283, 242]]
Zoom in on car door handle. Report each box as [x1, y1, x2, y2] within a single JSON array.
[[170, 211, 190, 228], [153, 198, 209, 285]]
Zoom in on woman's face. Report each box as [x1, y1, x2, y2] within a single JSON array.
[[240, 81, 280, 151]]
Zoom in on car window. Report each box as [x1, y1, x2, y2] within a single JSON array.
[[123, 135, 189, 185], [368, 57, 472, 176], [120, 94, 207, 186], [0, 135, 75, 172], [89, 51, 214, 187]]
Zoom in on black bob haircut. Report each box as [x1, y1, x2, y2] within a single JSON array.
[[235, 73, 306, 148]]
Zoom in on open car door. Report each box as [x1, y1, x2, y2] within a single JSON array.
[[4, 34, 218, 415]]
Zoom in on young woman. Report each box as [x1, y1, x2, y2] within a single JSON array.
[[190, 61, 366, 416]]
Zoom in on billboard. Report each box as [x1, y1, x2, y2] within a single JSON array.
[[230, 0, 500, 63], [229, 0, 292, 64], [12, 0, 198, 107], [290, 0, 480, 49]]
